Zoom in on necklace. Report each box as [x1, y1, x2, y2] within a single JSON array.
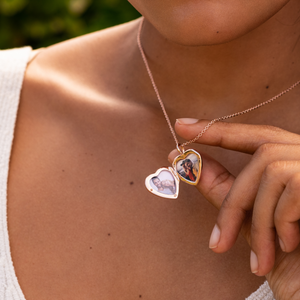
[[138, 18, 300, 199]]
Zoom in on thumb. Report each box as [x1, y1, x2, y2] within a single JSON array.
[[168, 149, 253, 251], [168, 149, 235, 210]]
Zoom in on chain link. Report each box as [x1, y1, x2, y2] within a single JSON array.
[[137, 18, 300, 150], [137, 18, 179, 146]]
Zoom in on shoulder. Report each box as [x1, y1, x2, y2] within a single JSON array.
[[20, 18, 146, 129], [23, 17, 142, 99], [27, 17, 141, 72]]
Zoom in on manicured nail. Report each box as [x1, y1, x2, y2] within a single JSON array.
[[250, 250, 259, 274], [209, 224, 220, 249], [176, 118, 199, 125], [279, 238, 286, 252]]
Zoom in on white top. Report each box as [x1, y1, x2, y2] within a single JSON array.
[[0, 47, 275, 300]]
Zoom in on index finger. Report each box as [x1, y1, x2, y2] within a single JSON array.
[[175, 119, 300, 154]]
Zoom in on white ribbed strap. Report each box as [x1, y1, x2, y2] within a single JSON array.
[[0, 47, 31, 300], [246, 281, 275, 300]]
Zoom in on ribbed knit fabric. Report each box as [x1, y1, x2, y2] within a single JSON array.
[[0, 47, 276, 300], [246, 281, 275, 300], [0, 47, 31, 300]]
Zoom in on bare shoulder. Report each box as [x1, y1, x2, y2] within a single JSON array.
[[21, 18, 144, 121], [26, 17, 141, 78]]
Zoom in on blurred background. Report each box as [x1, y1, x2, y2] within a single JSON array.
[[0, 0, 140, 49]]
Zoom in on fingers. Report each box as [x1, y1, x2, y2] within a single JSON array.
[[175, 119, 300, 154], [169, 147, 300, 276], [251, 161, 300, 276], [214, 144, 300, 254], [274, 172, 300, 253], [168, 149, 235, 210], [249, 162, 285, 276], [169, 149, 243, 251]]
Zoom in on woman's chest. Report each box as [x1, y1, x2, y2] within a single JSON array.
[[6, 101, 264, 300]]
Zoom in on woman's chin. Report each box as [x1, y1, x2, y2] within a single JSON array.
[[138, 0, 291, 46], [156, 24, 247, 47], [146, 17, 251, 46]]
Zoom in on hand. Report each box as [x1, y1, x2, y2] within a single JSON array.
[[162, 180, 174, 187], [168, 119, 300, 299]]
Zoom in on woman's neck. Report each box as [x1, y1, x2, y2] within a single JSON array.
[[139, 2, 300, 114]]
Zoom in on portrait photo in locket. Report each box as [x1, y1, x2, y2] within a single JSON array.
[[145, 167, 179, 199], [175, 153, 200, 183]]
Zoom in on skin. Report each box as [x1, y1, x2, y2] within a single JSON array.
[[161, 180, 176, 194], [168, 121, 300, 299], [186, 160, 192, 170], [153, 178, 164, 190], [153, 178, 176, 193], [6, 0, 300, 299], [129, 0, 291, 45]]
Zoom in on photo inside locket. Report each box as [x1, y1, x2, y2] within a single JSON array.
[[176, 154, 199, 182], [150, 170, 177, 195]]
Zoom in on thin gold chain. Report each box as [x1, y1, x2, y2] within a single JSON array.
[[137, 18, 180, 146], [137, 18, 300, 151]]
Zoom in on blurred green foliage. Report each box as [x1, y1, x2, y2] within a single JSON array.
[[0, 0, 140, 49]]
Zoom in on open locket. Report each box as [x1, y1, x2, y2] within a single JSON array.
[[145, 149, 202, 199]]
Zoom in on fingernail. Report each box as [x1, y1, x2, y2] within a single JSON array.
[[209, 224, 220, 249], [279, 238, 286, 252], [176, 118, 199, 125], [250, 250, 259, 274]]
